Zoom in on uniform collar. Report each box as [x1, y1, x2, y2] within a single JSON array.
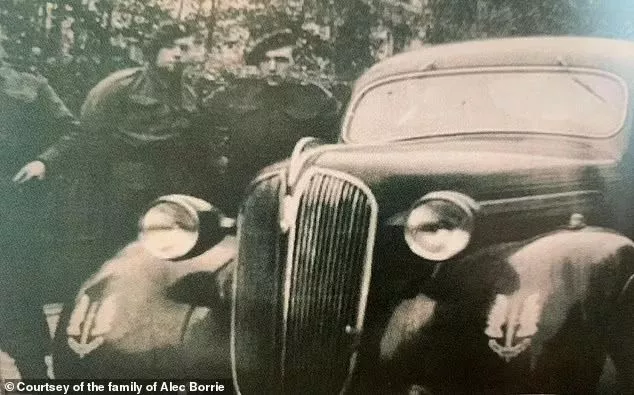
[[127, 65, 197, 111], [127, 66, 164, 106]]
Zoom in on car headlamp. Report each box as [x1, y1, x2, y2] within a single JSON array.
[[404, 192, 477, 261], [138, 199, 200, 260]]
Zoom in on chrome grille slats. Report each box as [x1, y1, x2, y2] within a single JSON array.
[[281, 169, 377, 394], [308, 175, 340, 337], [327, 182, 357, 339], [322, 182, 351, 335], [330, 183, 353, 327], [302, 173, 332, 329], [285, 174, 323, 365], [286, 173, 336, 371], [342, 198, 369, 332], [287, 179, 311, 331], [233, 168, 377, 395]]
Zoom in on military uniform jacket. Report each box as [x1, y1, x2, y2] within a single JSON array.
[[0, 62, 80, 243], [203, 77, 340, 214], [79, 67, 199, 148], [0, 62, 79, 174], [65, 67, 205, 195]]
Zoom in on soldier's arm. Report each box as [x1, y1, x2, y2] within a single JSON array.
[[33, 79, 83, 171], [13, 78, 84, 182], [36, 74, 122, 173]]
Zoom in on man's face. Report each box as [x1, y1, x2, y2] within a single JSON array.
[[154, 35, 199, 72], [258, 45, 294, 76]]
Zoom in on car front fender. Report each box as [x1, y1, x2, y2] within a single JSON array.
[[52, 236, 236, 379], [379, 227, 634, 393]]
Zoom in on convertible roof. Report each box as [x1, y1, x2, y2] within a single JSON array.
[[354, 36, 634, 93]]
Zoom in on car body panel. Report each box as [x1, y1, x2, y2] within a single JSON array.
[[353, 36, 634, 99], [232, 36, 634, 394], [378, 228, 634, 393], [51, 75, 341, 380], [52, 238, 235, 379]]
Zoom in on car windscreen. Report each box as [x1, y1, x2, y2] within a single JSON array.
[[346, 69, 628, 142]]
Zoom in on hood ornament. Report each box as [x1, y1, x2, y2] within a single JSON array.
[[279, 194, 297, 234], [280, 137, 323, 233]]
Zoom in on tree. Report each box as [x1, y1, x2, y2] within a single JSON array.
[[4, 0, 634, 107], [426, 0, 634, 44]]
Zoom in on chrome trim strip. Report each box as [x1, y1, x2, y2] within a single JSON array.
[[230, 211, 244, 395], [478, 189, 600, 206], [250, 169, 286, 187], [287, 137, 322, 189], [387, 190, 602, 226], [279, 167, 379, 393], [478, 190, 602, 214], [342, 66, 629, 143]]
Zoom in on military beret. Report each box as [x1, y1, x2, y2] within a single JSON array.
[[244, 29, 296, 66], [143, 21, 194, 59]]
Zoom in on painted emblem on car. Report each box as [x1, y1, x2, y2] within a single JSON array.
[[485, 292, 543, 362], [67, 293, 117, 358]]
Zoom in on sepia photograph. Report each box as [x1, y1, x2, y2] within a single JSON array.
[[2, 0, 634, 394]]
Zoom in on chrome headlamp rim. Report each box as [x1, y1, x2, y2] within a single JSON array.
[[404, 191, 478, 261], [138, 195, 202, 260]]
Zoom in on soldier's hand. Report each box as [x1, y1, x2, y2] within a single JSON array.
[[13, 160, 46, 183]]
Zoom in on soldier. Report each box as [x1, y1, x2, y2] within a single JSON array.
[[91, 22, 206, 251], [19, 22, 211, 254], [246, 28, 298, 81], [205, 29, 342, 215], [0, 38, 81, 378], [49, 28, 343, 380]]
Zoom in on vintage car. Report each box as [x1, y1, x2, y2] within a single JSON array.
[[47, 73, 342, 380], [231, 36, 634, 394], [51, 36, 634, 394]]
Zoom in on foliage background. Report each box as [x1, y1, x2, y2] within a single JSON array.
[[2, 0, 634, 113], [3, 0, 634, 298]]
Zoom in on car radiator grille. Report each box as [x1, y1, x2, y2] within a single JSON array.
[[233, 169, 377, 395]]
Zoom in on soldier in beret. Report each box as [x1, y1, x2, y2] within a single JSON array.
[[27, 22, 213, 255], [49, 28, 343, 380], [204, 28, 342, 215], [245, 28, 297, 82]]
